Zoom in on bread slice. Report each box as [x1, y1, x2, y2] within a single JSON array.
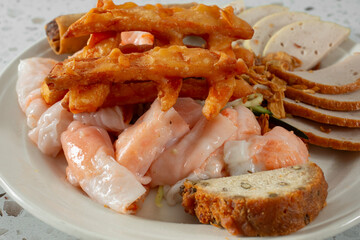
[[282, 116, 360, 151], [285, 86, 360, 111], [284, 98, 360, 127], [238, 5, 288, 26], [269, 54, 360, 94], [263, 20, 350, 70], [182, 162, 327, 236], [243, 12, 319, 56]]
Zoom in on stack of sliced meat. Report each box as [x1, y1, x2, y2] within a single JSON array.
[[235, 3, 360, 151], [271, 49, 360, 151]]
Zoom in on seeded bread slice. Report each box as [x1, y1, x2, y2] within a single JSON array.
[[182, 162, 327, 236]]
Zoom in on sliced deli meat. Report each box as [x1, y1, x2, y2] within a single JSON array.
[[243, 12, 319, 56], [285, 86, 360, 111], [284, 98, 360, 128], [282, 116, 360, 151], [238, 5, 288, 26], [224, 0, 245, 16], [263, 20, 350, 70], [270, 53, 360, 94]]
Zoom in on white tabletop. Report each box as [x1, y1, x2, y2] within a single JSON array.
[[0, 0, 359, 239]]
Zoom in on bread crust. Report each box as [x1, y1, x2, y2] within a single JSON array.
[[182, 162, 328, 236]]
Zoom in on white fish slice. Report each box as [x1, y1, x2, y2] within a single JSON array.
[[284, 98, 360, 128], [282, 116, 360, 151], [243, 12, 319, 56], [285, 86, 360, 111], [269, 53, 360, 94], [263, 20, 350, 70], [238, 5, 288, 26]]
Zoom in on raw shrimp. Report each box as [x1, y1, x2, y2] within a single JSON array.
[[16, 58, 57, 111], [115, 99, 189, 185], [163, 106, 260, 204], [120, 31, 154, 46], [73, 105, 131, 134], [164, 154, 225, 205], [24, 89, 49, 128], [16, 58, 57, 128], [224, 126, 309, 175], [61, 121, 146, 214], [173, 97, 203, 128], [28, 101, 73, 157], [149, 112, 237, 187]]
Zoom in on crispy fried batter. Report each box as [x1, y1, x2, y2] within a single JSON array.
[[68, 83, 110, 113], [46, 46, 248, 119], [60, 77, 254, 112], [64, 1, 254, 45]]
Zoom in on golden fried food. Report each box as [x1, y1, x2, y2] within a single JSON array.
[[45, 13, 89, 55], [46, 46, 248, 119], [44, 2, 200, 55], [58, 77, 254, 112], [41, 81, 67, 105], [64, 1, 254, 46], [68, 83, 111, 113]]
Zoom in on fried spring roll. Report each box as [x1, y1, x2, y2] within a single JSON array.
[[45, 13, 89, 55], [44, 2, 199, 55], [64, 2, 254, 43]]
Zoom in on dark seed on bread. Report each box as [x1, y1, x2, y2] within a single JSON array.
[[182, 162, 328, 236]]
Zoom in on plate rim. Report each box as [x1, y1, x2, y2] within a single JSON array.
[[0, 37, 360, 240]]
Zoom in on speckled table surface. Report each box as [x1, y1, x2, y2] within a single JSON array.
[[0, 0, 360, 239]]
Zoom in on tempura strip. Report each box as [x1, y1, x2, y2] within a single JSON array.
[[46, 46, 245, 89], [58, 77, 254, 113], [64, 1, 253, 43], [46, 46, 247, 119]]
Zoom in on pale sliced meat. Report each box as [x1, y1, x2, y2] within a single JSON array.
[[243, 12, 319, 56], [282, 116, 360, 151], [263, 20, 350, 70], [270, 54, 360, 94], [238, 5, 288, 26], [284, 98, 360, 128], [115, 99, 189, 185], [149, 113, 237, 187], [285, 86, 360, 111], [224, 0, 245, 16]]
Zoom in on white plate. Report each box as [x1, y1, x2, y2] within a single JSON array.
[[1, 37, 360, 240]]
